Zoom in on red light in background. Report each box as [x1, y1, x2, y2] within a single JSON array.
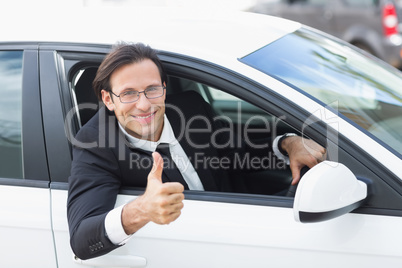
[[383, 3, 398, 36]]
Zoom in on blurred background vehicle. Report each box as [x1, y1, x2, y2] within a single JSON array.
[[249, 0, 402, 68]]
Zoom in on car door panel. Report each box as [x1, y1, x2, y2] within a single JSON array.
[[53, 184, 402, 268], [72, 193, 402, 268], [51, 188, 85, 268], [0, 185, 57, 268]]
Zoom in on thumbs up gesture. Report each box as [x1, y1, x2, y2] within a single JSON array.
[[121, 152, 185, 234], [148, 151, 167, 186]]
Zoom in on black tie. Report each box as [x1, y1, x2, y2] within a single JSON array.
[[155, 143, 189, 190]]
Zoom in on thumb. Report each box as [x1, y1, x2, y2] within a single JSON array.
[[150, 152, 164, 182]]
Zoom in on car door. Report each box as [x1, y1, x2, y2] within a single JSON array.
[[47, 45, 402, 268], [0, 45, 57, 267]]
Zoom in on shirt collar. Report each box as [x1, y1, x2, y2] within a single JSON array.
[[118, 114, 177, 152]]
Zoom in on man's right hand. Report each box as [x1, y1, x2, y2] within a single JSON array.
[[121, 152, 185, 235]]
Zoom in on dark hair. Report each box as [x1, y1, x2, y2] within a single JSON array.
[[93, 42, 167, 100]]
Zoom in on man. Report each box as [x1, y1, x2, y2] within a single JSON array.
[[67, 43, 326, 260]]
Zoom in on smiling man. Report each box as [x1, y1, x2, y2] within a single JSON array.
[[67, 43, 326, 260]]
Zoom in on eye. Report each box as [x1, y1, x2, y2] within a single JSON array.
[[146, 87, 158, 92], [122, 90, 138, 97]]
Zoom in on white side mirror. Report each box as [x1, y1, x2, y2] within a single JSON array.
[[294, 161, 367, 223]]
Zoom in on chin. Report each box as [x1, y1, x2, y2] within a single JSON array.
[[130, 126, 158, 141], [125, 114, 163, 141]]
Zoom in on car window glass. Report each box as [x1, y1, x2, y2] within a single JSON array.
[[240, 28, 402, 156], [208, 87, 241, 101], [0, 51, 23, 178]]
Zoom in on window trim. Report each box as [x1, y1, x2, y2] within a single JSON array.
[[22, 49, 49, 181]]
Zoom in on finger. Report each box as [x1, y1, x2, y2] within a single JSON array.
[[165, 192, 185, 205], [150, 152, 164, 182], [318, 149, 327, 162], [156, 209, 182, 225], [159, 182, 185, 195], [169, 202, 184, 214], [305, 141, 326, 162], [166, 210, 182, 224], [168, 182, 185, 193], [289, 163, 301, 185], [308, 149, 324, 163]]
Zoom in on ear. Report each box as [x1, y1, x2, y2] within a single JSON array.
[[101, 90, 115, 111]]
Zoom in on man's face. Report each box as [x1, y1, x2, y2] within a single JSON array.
[[101, 59, 166, 142]]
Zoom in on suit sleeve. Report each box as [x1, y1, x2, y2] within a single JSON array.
[[67, 124, 122, 259]]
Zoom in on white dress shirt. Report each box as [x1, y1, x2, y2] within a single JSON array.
[[272, 134, 291, 165]]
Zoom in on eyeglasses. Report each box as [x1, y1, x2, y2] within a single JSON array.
[[109, 86, 165, 103]]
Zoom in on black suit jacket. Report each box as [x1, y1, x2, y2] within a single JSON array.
[[67, 91, 272, 259]]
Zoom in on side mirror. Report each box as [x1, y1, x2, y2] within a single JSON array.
[[294, 161, 367, 223]]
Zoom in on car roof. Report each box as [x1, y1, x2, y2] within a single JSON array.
[[1, 7, 300, 60]]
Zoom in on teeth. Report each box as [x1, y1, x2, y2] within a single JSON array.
[[134, 112, 154, 119]]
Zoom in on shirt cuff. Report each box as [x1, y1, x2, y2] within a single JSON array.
[[105, 204, 132, 245], [273, 134, 291, 165]]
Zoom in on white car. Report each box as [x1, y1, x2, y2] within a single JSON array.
[[1, 7, 402, 268]]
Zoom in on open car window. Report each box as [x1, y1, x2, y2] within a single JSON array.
[[68, 65, 296, 196]]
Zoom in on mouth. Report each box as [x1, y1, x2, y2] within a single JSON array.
[[132, 110, 158, 124], [133, 111, 157, 119]]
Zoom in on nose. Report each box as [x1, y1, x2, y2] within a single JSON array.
[[135, 92, 152, 111]]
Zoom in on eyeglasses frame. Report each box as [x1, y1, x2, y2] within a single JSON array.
[[109, 86, 166, 103]]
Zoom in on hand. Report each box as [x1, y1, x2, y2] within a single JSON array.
[[121, 152, 185, 234], [281, 136, 326, 185]]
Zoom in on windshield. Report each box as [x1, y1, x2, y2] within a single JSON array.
[[240, 28, 402, 156]]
